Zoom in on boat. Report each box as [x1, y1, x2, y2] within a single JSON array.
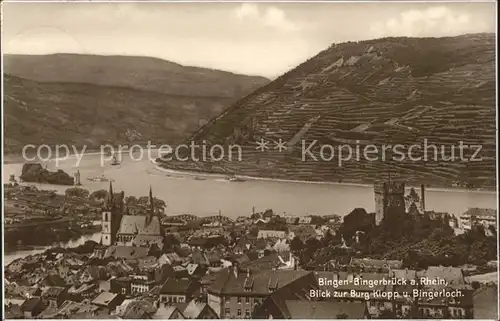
[[87, 175, 114, 182], [111, 154, 121, 166], [194, 177, 206, 181], [226, 174, 245, 182]]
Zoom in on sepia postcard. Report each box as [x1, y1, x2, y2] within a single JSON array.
[[2, 0, 498, 319]]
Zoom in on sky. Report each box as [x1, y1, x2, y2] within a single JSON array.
[[2, 1, 497, 78]]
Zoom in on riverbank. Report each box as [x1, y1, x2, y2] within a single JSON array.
[[4, 231, 102, 266], [4, 224, 102, 249], [153, 161, 497, 195]]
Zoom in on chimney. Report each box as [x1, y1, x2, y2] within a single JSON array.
[[420, 184, 426, 212], [233, 263, 239, 278]]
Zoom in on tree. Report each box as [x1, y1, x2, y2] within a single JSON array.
[[125, 196, 138, 205], [266, 216, 287, 232], [339, 208, 374, 244], [90, 189, 108, 201], [329, 214, 342, 225], [290, 236, 304, 253], [65, 187, 90, 198], [262, 209, 274, 219]]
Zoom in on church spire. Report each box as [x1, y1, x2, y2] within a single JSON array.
[[107, 181, 114, 209], [109, 181, 114, 201], [149, 185, 155, 214]]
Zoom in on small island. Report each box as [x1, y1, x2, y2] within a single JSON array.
[[20, 162, 74, 186]]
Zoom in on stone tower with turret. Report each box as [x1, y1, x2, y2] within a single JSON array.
[[101, 182, 123, 246], [374, 181, 406, 225]]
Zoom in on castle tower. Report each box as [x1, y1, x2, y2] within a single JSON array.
[[374, 181, 406, 225], [101, 182, 122, 246]]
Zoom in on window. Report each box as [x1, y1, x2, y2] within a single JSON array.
[[121, 288, 126, 294], [245, 309, 250, 318], [237, 297, 242, 304], [225, 308, 230, 316], [237, 309, 242, 317], [225, 296, 231, 302], [246, 297, 250, 304]]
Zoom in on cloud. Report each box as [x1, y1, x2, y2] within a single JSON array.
[[370, 6, 490, 38], [234, 3, 299, 31]]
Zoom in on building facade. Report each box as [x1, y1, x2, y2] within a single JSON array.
[[374, 181, 406, 225]]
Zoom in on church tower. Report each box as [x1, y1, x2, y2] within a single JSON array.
[[101, 182, 122, 246]]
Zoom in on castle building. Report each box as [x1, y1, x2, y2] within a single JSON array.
[[373, 181, 406, 225], [101, 182, 163, 247], [404, 184, 426, 214]]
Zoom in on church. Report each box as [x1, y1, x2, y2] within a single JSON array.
[[101, 182, 164, 248]]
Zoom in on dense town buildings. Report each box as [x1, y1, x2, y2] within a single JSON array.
[[4, 180, 498, 319]]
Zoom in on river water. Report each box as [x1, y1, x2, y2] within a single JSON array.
[[3, 152, 497, 263]]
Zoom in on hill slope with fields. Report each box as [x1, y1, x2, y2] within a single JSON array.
[[158, 33, 496, 189]]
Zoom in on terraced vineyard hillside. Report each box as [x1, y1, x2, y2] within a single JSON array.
[[158, 34, 496, 189]]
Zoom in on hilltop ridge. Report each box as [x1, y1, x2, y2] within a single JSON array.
[[3, 54, 270, 153]]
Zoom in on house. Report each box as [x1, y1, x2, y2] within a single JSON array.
[[314, 271, 394, 317], [473, 284, 498, 319], [130, 275, 157, 295], [159, 278, 200, 305], [286, 301, 368, 319], [159, 252, 182, 265], [272, 239, 290, 253], [186, 263, 207, 278], [5, 303, 25, 319], [154, 264, 176, 285], [20, 298, 45, 318], [298, 216, 312, 224], [137, 256, 159, 272], [103, 246, 149, 260], [349, 258, 403, 271], [288, 225, 318, 242], [182, 299, 219, 319], [54, 300, 99, 318], [116, 299, 157, 319], [253, 271, 318, 318], [207, 267, 310, 318], [423, 266, 466, 287], [239, 252, 296, 272], [110, 277, 132, 296], [257, 230, 286, 239], [153, 306, 185, 319], [459, 207, 496, 230], [68, 283, 98, 299], [283, 216, 298, 225], [41, 286, 68, 308], [91, 291, 123, 311]]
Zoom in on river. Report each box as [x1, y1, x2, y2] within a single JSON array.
[[3, 152, 497, 262]]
